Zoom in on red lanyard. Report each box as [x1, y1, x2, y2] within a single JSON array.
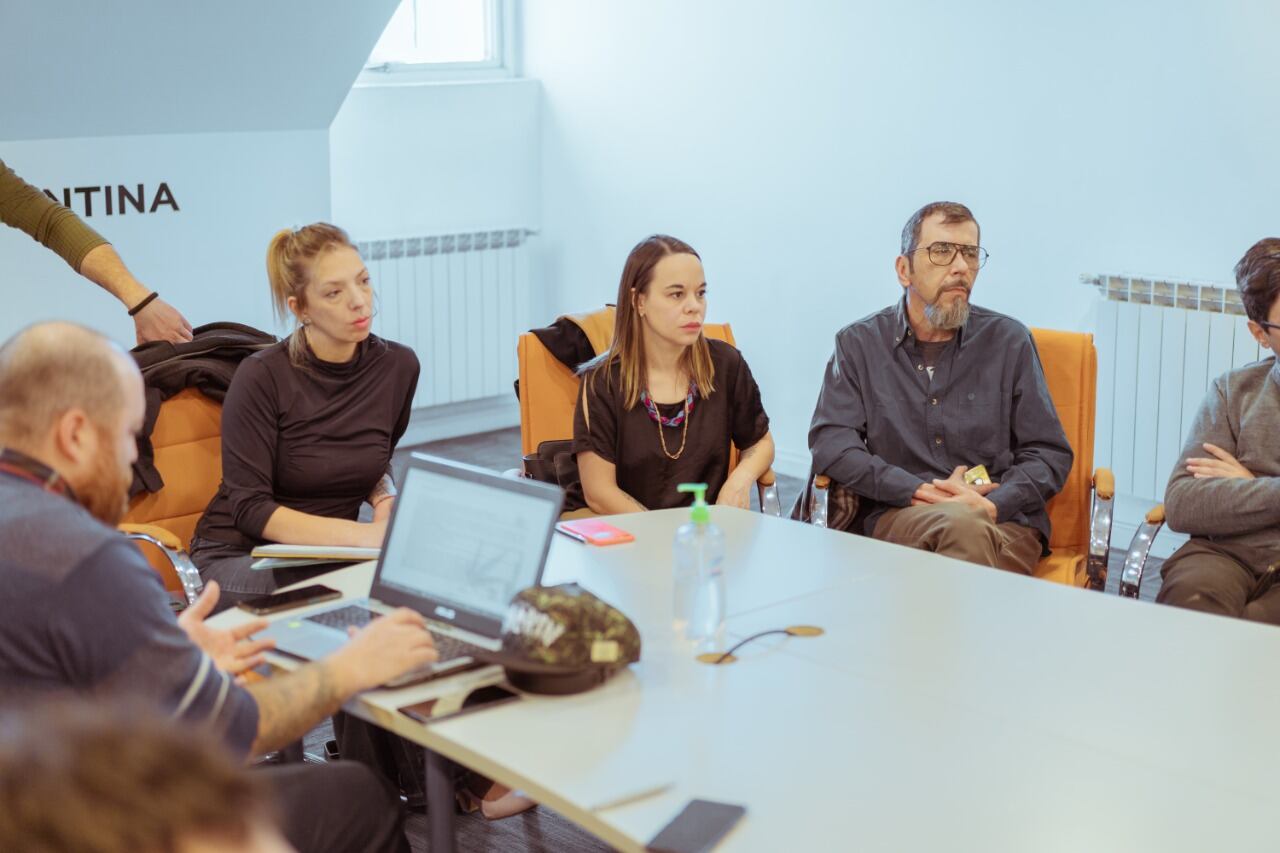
[[0, 448, 76, 500]]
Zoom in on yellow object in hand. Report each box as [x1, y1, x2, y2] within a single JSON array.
[[964, 465, 991, 486]]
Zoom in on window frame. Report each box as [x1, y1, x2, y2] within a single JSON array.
[[355, 0, 516, 87]]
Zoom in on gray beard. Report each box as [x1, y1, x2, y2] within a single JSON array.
[[924, 293, 970, 330]]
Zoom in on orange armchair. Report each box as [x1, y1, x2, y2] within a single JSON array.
[[517, 306, 781, 516], [119, 388, 222, 609], [1032, 328, 1114, 588]]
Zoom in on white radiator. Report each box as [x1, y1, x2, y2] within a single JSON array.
[[356, 229, 535, 409], [1088, 274, 1266, 503]]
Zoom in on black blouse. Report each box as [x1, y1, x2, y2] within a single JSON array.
[[194, 334, 419, 552], [573, 339, 769, 510]]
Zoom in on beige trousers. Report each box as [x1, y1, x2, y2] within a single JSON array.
[[872, 502, 1042, 575]]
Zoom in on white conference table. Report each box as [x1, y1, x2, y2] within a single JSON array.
[[216, 507, 1280, 852]]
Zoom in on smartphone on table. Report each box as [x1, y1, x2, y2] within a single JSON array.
[[647, 799, 746, 853], [236, 584, 341, 615]]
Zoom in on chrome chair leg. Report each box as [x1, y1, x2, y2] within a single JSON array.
[[757, 480, 782, 517], [810, 476, 830, 529], [1119, 506, 1165, 599], [123, 532, 204, 609], [1086, 490, 1114, 591]]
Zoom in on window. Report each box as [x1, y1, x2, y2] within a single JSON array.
[[360, 0, 512, 84]]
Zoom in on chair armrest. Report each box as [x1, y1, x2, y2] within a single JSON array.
[[755, 468, 781, 517], [118, 523, 183, 551], [1118, 504, 1165, 599], [121, 529, 204, 610], [1093, 467, 1115, 500], [1085, 467, 1116, 591]]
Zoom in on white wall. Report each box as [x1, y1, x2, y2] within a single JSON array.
[[0, 133, 330, 346], [520, 0, 1280, 475], [330, 80, 541, 239], [0, 0, 405, 348], [328, 79, 543, 440]]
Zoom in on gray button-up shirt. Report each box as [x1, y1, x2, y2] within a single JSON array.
[[808, 298, 1073, 550]]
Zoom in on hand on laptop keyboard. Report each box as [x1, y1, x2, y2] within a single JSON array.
[[310, 606, 487, 687], [382, 635, 487, 688], [326, 607, 439, 693]]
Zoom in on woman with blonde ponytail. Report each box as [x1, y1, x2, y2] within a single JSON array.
[[190, 223, 419, 607], [191, 223, 533, 820]]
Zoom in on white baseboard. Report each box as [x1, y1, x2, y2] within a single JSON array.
[[772, 446, 811, 480], [400, 395, 520, 446]]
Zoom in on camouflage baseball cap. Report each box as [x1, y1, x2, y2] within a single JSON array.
[[474, 583, 642, 695]]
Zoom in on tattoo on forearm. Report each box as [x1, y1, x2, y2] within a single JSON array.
[[245, 661, 344, 756]]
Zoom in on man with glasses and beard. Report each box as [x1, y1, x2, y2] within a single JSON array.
[[808, 202, 1072, 574], [0, 322, 440, 853]]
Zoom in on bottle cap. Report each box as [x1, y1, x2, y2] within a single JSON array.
[[677, 482, 710, 524]]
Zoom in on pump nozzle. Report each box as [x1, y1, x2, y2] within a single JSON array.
[[677, 482, 710, 524]]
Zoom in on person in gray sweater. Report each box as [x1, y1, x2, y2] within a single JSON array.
[[1158, 238, 1280, 622]]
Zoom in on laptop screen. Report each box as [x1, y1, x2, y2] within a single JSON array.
[[375, 459, 562, 631]]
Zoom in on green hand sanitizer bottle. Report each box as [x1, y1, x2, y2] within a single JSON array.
[[673, 483, 726, 652]]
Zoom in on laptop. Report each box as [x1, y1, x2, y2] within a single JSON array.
[[257, 452, 564, 684]]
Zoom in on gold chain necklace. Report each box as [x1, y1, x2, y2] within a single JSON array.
[[656, 395, 691, 460]]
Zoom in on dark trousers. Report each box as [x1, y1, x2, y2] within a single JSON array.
[[333, 712, 484, 812], [333, 712, 429, 802], [261, 760, 410, 853], [1157, 539, 1280, 624], [190, 536, 335, 614]]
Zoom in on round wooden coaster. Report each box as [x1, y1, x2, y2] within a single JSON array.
[[696, 652, 738, 665], [785, 625, 824, 637]]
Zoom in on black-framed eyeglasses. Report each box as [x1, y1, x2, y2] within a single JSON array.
[[1258, 320, 1280, 334], [913, 241, 989, 269]]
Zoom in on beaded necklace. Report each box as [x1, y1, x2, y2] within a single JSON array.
[[640, 381, 697, 460]]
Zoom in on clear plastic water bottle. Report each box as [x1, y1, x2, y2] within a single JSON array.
[[673, 483, 726, 653]]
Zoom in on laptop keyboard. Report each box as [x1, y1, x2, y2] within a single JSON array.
[[306, 605, 487, 662], [307, 605, 377, 632]]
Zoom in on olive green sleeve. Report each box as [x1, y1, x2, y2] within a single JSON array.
[[0, 157, 108, 272]]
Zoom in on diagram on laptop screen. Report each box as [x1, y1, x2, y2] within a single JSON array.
[[379, 469, 552, 619]]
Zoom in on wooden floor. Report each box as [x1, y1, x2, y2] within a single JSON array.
[[333, 427, 1163, 851]]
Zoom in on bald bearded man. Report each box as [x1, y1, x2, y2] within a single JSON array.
[[0, 322, 440, 853]]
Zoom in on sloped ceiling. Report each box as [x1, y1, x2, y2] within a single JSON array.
[[0, 0, 400, 140]]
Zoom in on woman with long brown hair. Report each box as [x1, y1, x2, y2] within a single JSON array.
[[575, 235, 774, 511]]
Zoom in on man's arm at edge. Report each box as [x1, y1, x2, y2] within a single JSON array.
[[242, 659, 354, 756]]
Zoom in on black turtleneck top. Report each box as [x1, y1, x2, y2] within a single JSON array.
[[194, 334, 420, 552]]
